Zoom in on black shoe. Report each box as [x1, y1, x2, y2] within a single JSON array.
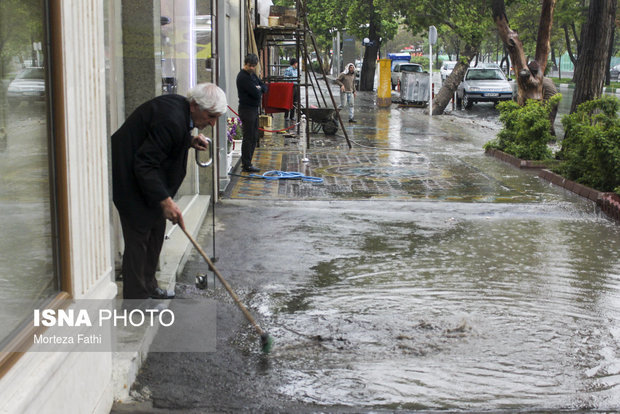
[[348, 119, 357, 123], [242, 165, 260, 173], [150, 287, 175, 299]]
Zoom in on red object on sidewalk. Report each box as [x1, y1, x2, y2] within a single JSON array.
[[263, 82, 294, 113]]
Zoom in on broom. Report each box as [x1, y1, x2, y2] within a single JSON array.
[[180, 225, 273, 353]]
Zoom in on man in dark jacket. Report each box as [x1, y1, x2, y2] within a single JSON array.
[[112, 83, 227, 299], [236, 53, 267, 172]]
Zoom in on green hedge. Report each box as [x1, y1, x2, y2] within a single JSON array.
[[555, 96, 620, 195], [484, 95, 561, 160]]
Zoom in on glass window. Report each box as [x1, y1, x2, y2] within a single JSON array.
[[0, 0, 58, 346]]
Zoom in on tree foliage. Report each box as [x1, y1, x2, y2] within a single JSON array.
[[0, 0, 44, 75], [302, 0, 401, 90], [485, 95, 560, 160], [557, 95, 620, 194]]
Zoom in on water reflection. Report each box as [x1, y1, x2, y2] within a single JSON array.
[[0, 0, 56, 346], [254, 202, 620, 411]]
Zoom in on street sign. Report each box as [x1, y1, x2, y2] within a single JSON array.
[[429, 26, 437, 45]]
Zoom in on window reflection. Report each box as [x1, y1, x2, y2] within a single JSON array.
[[0, 0, 57, 346]]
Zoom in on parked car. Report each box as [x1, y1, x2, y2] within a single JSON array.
[[7, 67, 46, 105], [440, 61, 456, 81], [456, 66, 513, 109], [391, 62, 424, 90], [610, 63, 620, 81]]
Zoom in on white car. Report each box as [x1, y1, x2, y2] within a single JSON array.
[[440, 61, 456, 81], [7, 67, 46, 105], [391, 63, 424, 90], [456, 66, 514, 109]]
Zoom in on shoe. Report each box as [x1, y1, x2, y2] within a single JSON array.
[[150, 287, 175, 299], [348, 119, 357, 123], [242, 165, 260, 173], [290, 117, 295, 121]]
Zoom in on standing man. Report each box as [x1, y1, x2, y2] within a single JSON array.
[[112, 83, 227, 299], [336, 62, 357, 123], [284, 57, 298, 121], [237, 53, 267, 173]]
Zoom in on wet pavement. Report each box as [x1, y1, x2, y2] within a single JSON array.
[[112, 91, 620, 413]]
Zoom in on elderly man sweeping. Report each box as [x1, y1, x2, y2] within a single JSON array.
[[112, 83, 227, 299]]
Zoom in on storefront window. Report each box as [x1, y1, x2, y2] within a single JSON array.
[[0, 0, 57, 346], [160, 0, 216, 199]]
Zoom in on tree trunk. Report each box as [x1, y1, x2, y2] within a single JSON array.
[[360, 20, 380, 91], [570, 0, 617, 113], [605, 26, 615, 85], [492, 0, 556, 105], [563, 24, 578, 67], [432, 47, 478, 115]]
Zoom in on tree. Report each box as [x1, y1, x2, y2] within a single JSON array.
[[492, 0, 557, 105], [342, 0, 399, 91], [554, 0, 587, 72], [0, 0, 44, 74], [397, 1, 493, 115], [305, 0, 399, 91], [570, 0, 618, 113]]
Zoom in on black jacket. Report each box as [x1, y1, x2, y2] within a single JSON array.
[[236, 69, 267, 107], [111, 94, 192, 231]]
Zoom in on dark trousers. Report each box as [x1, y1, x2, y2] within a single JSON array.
[[287, 85, 298, 119], [239, 105, 259, 167], [119, 214, 166, 299]]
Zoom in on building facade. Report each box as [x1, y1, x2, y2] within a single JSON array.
[[0, 0, 250, 412]]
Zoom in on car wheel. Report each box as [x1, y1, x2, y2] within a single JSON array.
[[463, 96, 473, 109]]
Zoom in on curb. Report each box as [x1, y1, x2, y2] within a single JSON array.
[[484, 148, 548, 169], [539, 169, 620, 222], [485, 148, 620, 223], [557, 83, 620, 94]]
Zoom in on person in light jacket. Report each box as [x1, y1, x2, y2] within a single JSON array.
[[336, 62, 357, 123]]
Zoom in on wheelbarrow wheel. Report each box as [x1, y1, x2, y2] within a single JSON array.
[[322, 119, 338, 135]]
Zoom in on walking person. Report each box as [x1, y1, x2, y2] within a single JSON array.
[[336, 62, 357, 123], [112, 83, 227, 299], [237, 53, 268, 173], [284, 57, 298, 121]]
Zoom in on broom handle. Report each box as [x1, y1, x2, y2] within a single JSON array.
[[180, 226, 264, 336]]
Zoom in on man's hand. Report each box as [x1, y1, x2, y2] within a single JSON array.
[[160, 197, 185, 228], [191, 133, 210, 151], [340, 85, 345, 92]]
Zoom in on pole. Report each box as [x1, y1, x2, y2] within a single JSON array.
[[429, 41, 433, 117], [428, 26, 437, 117]]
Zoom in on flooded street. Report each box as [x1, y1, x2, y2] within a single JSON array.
[[120, 90, 620, 413]]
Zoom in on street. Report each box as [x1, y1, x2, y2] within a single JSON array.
[[112, 90, 620, 413]]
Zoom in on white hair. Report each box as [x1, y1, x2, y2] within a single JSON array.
[[187, 83, 227, 115], [342, 62, 355, 74]]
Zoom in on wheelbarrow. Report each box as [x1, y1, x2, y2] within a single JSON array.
[[301, 107, 340, 135]]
